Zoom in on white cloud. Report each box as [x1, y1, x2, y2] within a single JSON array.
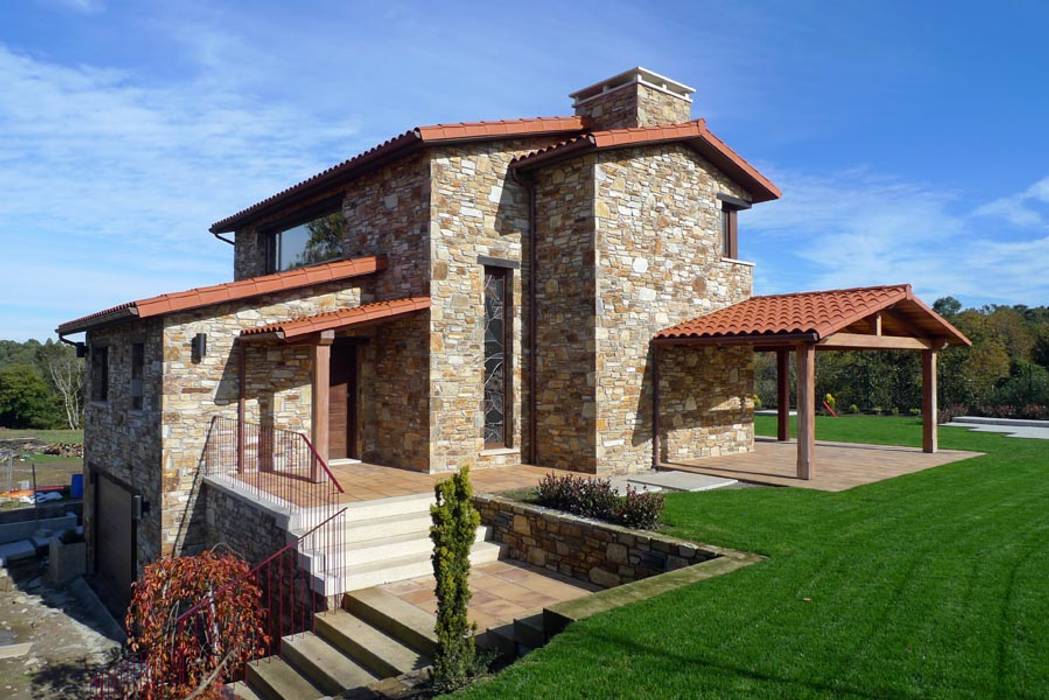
[[971, 175, 1049, 228], [745, 169, 1049, 305]]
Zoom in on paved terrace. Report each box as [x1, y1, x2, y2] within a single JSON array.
[[665, 436, 982, 492]]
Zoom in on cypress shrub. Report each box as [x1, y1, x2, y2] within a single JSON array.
[[429, 465, 482, 692]]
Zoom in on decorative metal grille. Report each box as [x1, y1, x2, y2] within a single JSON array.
[[484, 268, 508, 447]]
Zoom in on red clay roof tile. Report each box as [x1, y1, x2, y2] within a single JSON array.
[[210, 117, 586, 233], [510, 119, 780, 203], [239, 296, 430, 340], [57, 256, 387, 335], [655, 284, 971, 346]]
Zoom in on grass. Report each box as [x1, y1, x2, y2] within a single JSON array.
[[457, 416, 1049, 699], [0, 428, 83, 444]]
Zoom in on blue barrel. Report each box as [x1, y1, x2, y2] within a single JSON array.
[[70, 473, 84, 499]]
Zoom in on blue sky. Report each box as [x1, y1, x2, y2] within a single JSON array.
[[2, 0, 1048, 341]]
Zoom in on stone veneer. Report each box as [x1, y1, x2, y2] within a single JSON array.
[[475, 494, 719, 588], [574, 81, 692, 130]]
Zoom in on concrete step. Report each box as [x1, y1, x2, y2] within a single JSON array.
[[300, 525, 491, 571], [513, 612, 547, 649], [226, 680, 262, 699], [244, 656, 323, 700], [344, 587, 439, 656], [339, 492, 435, 523], [313, 541, 505, 595], [314, 609, 429, 679], [280, 631, 378, 696], [341, 512, 435, 544]]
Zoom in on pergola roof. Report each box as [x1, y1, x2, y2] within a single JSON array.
[[238, 296, 430, 342], [57, 256, 387, 335], [655, 284, 971, 348]]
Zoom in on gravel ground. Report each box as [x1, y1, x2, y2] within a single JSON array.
[[0, 561, 120, 699]]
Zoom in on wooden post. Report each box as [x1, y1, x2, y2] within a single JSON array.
[[922, 349, 938, 453], [311, 331, 334, 481], [795, 343, 815, 480], [651, 345, 661, 470], [776, 348, 790, 441]]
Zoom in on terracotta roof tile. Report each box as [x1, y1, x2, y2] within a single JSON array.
[[210, 117, 586, 233], [656, 284, 971, 346], [239, 296, 430, 340], [511, 119, 780, 203], [57, 256, 387, 335]]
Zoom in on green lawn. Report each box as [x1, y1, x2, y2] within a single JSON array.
[[0, 427, 83, 444], [458, 416, 1049, 699]]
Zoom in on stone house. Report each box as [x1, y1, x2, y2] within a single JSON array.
[[57, 67, 968, 609]]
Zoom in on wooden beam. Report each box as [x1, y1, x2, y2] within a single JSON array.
[[922, 349, 938, 453], [795, 343, 815, 480], [817, 332, 933, 351], [871, 312, 882, 336], [776, 348, 790, 441], [310, 330, 334, 481]]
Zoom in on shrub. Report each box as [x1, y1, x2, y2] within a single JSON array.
[[430, 466, 483, 692], [938, 403, 969, 424], [125, 551, 266, 699], [909, 408, 921, 417], [752, 394, 762, 410], [890, 406, 900, 416], [824, 393, 837, 410], [848, 404, 860, 414], [535, 473, 664, 530]]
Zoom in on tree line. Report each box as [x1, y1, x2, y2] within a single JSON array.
[[0, 339, 83, 430], [755, 298, 1049, 420]]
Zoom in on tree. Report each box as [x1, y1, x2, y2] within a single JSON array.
[[1033, 323, 1049, 369], [0, 364, 61, 428], [933, 297, 962, 318], [38, 342, 83, 429], [429, 465, 482, 692]]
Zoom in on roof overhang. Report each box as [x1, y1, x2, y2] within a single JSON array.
[[238, 296, 430, 343], [210, 117, 588, 233], [510, 119, 781, 204], [654, 284, 971, 350], [57, 256, 388, 336]]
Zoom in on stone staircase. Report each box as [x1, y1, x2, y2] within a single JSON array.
[[298, 492, 504, 595]]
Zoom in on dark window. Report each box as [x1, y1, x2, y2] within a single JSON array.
[[131, 343, 144, 410], [91, 346, 109, 403], [266, 210, 346, 273], [721, 207, 738, 259], [483, 267, 512, 448]]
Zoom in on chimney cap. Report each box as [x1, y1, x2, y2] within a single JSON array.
[[570, 67, 695, 107]]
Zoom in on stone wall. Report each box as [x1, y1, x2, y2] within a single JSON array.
[[574, 82, 692, 130], [592, 144, 755, 474], [475, 494, 719, 588], [426, 139, 561, 472], [83, 319, 164, 576], [533, 156, 599, 472], [203, 482, 287, 564]]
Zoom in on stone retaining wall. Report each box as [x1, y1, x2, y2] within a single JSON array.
[[474, 493, 719, 588], [203, 482, 287, 564]]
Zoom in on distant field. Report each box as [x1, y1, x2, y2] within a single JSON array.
[[0, 428, 83, 444]]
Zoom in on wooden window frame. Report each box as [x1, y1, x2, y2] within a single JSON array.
[[717, 193, 751, 260], [482, 265, 513, 449]]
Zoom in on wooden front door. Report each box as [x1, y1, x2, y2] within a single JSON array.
[[328, 344, 358, 460]]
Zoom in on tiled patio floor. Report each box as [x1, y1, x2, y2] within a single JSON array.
[[379, 559, 598, 633], [668, 437, 982, 492], [328, 462, 558, 503]]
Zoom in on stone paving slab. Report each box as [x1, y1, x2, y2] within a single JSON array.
[[625, 470, 737, 492], [944, 422, 1049, 440]]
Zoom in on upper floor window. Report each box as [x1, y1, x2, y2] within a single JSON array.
[[265, 207, 346, 273], [717, 193, 750, 260], [90, 345, 109, 403], [130, 343, 144, 410]]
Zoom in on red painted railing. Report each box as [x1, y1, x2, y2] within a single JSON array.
[[91, 417, 350, 698]]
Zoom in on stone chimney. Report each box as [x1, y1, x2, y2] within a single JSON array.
[[570, 67, 695, 131]]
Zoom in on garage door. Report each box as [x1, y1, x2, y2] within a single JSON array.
[[94, 473, 135, 613]]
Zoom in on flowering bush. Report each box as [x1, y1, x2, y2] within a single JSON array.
[[124, 551, 267, 699], [535, 473, 663, 530]]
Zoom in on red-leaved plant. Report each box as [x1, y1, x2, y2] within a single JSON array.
[[123, 550, 268, 699]]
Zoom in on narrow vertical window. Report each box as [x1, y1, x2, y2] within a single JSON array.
[[131, 343, 144, 410], [721, 207, 738, 259], [91, 346, 109, 402], [483, 267, 511, 448]]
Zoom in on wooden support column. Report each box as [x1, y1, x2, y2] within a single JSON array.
[[651, 344, 661, 470], [795, 343, 816, 480], [310, 331, 334, 481], [776, 348, 790, 441], [922, 349, 938, 453]]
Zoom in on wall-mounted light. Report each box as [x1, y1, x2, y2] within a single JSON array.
[[191, 333, 207, 363]]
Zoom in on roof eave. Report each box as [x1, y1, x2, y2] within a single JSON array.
[[56, 306, 140, 336]]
